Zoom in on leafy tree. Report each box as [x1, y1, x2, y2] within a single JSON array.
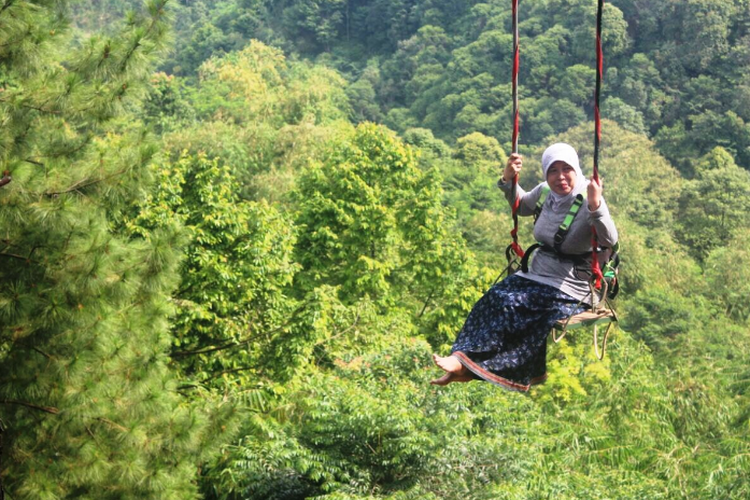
[[454, 131, 506, 166], [346, 0, 423, 53], [662, 0, 736, 74], [520, 96, 586, 145], [440, 132, 507, 224], [401, 127, 451, 158], [70, 0, 134, 32], [164, 0, 278, 75], [602, 96, 646, 134], [143, 72, 197, 132], [176, 21, 239, 74], [202, 335, 537, 500], [675, 147, 750, 261], [554, 64, 596, 107], [126, 153, 299, 385], [622, 287, 712, 353], [347, 61, 385, 123], [612, 52, 665, 129], [731, 73, 750, 122], [280, 0, 347, 51], [690, 110, 750, 168], [704, 228, 750, 322], [557, 120, 682, 230], [379, 25, 453, 109], [294, 123, 473, 305], [191, 40, 350, 127]]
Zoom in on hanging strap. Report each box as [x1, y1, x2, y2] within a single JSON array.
[[508, 0, 524, 259], [590, 0, 606, 289]]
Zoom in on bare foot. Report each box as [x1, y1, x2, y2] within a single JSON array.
[[430, 371, 474, 386], [432, 354, 466, 374]]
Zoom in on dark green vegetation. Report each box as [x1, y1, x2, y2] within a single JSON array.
[[1, 0, 749, 498]]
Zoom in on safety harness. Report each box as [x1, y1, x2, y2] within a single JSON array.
[[519, 186, 620, 300]]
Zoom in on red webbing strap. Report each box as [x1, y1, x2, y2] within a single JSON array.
[[590, 0, 605, 288], [509, 0, 524, 258]]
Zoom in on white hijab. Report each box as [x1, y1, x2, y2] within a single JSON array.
[[541, 143, 587, 210]]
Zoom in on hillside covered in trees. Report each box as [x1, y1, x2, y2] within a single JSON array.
[[1, 0, 749, 499]]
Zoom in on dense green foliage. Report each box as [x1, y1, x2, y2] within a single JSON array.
[[125, 0, 750, 177], [1, 0, 749, 499], [0, 1, 238, 497]]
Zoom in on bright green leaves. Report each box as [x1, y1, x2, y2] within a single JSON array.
[[556, 64, 596, 107], [294, 123, 433, 302], [191, 40, 349, 127], [704, 228, 750, 322], [623, 287, 711, 353], [676, 147, 750, 262], [129, 153, 299, 385], [293, 122, 485, 347], [204, 335, 529, 499]]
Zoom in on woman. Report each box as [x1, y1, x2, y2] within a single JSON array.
[[431, 142, 618, 391]]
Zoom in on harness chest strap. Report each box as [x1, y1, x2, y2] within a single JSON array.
[[533, 186, 585, 253], [554, 193, 585, 253], [522, 188, 618, 278], [533, 185, 550, 222]]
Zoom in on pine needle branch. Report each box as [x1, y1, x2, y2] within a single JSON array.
[[27, 346, 53, 359], [120, 0, 168, 72], [95, 417, 128, 432], [0, 252, 35, 263], [21, 103, 60, 115], [0, 399, 59, 414], [23, 158, 45, 167], [44, 166, 132, 197], [42, 137, 92, 160], [0, 245, 41, 263]]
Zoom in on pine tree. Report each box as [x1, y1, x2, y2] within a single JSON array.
[[0, 1, 235, 497]]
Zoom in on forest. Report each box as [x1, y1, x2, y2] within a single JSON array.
[[1, 0, 749, 498]]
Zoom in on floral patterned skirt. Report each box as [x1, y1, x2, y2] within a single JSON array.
[[451, 274, 584, 392]]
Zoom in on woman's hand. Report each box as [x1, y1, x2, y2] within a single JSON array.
[[588, 176, 602, 210], [503, 153, 523, 183]]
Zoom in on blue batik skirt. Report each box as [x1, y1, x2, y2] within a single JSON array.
[[451, 274, 584, 392]]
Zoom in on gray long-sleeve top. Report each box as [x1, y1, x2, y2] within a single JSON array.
[[498, 179, 619, 302]]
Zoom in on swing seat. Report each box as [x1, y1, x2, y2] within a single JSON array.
[[552, 305, 618, 360], [553, 308, 616, 331]]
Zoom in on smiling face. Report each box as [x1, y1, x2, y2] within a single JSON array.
[[546, 160, 577, 196]]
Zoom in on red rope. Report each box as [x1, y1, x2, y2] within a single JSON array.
[[509, 0, 524, 258], [511, 0, 520, 154], [590, 0, 605, 288]]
